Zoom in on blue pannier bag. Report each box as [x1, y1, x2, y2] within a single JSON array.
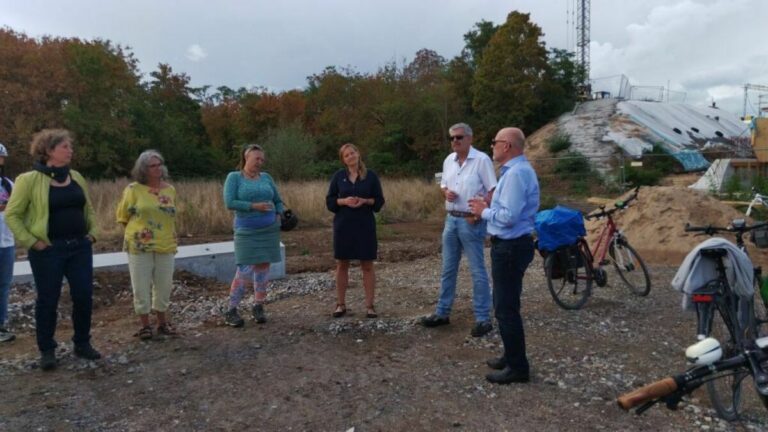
[[535, 206, 586, 252]]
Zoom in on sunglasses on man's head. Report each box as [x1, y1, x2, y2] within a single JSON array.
[[490, 139, 510, 148], [449, 135, 464, 141]]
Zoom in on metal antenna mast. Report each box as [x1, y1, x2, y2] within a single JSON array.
[[743, 83, 768, 118], [576, 0, 591, 84]]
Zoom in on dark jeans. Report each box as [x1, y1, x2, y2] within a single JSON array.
[[28, 237, 93, 352], [491, 235, 534, 373]]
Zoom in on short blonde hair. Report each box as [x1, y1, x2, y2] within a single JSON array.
[[29, 129, 73, 164]]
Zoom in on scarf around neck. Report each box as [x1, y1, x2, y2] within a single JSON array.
[[33, 161, 70, 183]]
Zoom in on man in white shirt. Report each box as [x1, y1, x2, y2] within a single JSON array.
[[420, 123, 497, 337], [0, 143, 15, 342]]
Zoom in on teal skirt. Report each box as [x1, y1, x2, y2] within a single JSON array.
[[233, 219, 281, 265]]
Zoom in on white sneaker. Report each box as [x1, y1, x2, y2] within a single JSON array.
[[0, 328, 15, 342]]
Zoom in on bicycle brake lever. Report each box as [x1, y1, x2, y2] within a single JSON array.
[[635, 400, 658, 415], [663, 393, 683, 410]]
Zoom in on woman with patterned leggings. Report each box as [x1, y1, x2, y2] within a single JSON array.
[[222, 144, 284, 327]]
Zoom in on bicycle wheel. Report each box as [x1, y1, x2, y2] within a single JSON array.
[[545, 244, 592, 310], [609, 239, 651, 296], [749, 276, 768, 411], [754, 276, 768, 338], [706, 308, 747, 420]]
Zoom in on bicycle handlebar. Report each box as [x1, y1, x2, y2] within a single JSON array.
[[616, 377, 678, 410], [685, 221, 768, 235], [617, 347, 768, 415], [585, 186, 640, 220]]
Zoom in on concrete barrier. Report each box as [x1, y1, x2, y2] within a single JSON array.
[[12, 241, 286, 284]]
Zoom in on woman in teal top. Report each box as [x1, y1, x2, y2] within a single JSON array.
[[222, 144, 284, 327]]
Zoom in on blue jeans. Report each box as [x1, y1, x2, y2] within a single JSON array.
[[28, 237, 94, 352], [436, 215, 492, 322], [0, 245, 14, 327], [491, 235, 534, 373]]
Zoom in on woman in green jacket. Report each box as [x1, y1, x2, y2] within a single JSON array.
[[5, 129, 101, 371]]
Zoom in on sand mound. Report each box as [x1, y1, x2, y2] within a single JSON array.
[[584, 186, 768, 266]]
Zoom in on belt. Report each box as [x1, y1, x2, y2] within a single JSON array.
[[448, 211, 474, 218], [490, 234, 532, 244], [51, 237, 88, 246]]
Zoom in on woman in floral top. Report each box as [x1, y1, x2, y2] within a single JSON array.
[[116, 150, 178, 339]]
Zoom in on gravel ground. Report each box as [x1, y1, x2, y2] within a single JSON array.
[[1, 246, 767, 431]]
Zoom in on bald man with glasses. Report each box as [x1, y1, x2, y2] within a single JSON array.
[[420, 123, 497, 337], [469, 127, 539, 384]]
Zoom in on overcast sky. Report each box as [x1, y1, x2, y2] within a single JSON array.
[[2, 0, 767, 116]]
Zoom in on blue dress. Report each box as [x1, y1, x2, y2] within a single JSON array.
[[325, 169, 385, 260]]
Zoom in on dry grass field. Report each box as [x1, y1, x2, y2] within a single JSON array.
[[89, 177, 445, 243]]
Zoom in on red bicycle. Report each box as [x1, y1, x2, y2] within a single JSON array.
[[544, 187, 651, 309]]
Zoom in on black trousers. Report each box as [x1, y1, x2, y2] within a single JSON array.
[[490, 235, 534, 372], [28, 237, 94, 352]]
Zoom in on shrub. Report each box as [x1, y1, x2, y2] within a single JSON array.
[[260, 123, 316, 181], [624, 144, 682, 186], [723, 174, 744, 199], [750, 175, 768, 194], [547, 134, 572, 154], [554, 151, 590, 174], [539, 194, 557, 211], [624, 165, 665, 187]]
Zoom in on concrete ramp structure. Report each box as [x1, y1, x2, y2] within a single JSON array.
[[13, 241, 286, 284], [689, 158, 768, 193], [689, 158, 732, 192], [530, 99, 752, 175], [610, 101, 747, 171]]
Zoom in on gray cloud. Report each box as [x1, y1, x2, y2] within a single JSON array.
[[1, 0, 765, 115]]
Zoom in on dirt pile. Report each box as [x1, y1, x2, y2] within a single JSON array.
[[585, 186, 768, 266]]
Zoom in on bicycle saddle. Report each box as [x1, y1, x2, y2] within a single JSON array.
[[700, 248, 727, 259]]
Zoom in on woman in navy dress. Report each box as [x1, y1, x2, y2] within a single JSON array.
[[326, 143, 385, 318]]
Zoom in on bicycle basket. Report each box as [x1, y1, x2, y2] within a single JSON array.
[[751, 225, 768, 248]]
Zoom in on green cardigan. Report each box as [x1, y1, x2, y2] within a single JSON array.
[[5, 169, 98, 249]]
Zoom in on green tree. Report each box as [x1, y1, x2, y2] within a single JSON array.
[[472, 12, 549, 143], [136, 64, 220, 177], [61, 39, 143, 177], [462, 20, 499, 68], [534, 49, 584, 126]]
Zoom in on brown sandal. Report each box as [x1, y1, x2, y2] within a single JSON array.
[[134, 325, 153, 340], [157, 322, 179, 337], [366, 305, 378, 319], [332, 304, 347, 318]]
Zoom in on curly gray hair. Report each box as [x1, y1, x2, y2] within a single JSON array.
[[131, 150, 169, 184]]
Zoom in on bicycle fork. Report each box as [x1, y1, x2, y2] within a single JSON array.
[[610, 236, 634, 271]]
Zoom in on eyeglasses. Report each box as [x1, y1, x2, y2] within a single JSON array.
[[449, 135, 464, 142], [490, 139, 509, 148]]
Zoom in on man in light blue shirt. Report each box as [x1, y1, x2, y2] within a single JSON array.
[[469, 127, 539, 384], [420, 123, 497, 337]]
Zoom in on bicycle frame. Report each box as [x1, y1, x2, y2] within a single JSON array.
[[590, 214, 617, 268]]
